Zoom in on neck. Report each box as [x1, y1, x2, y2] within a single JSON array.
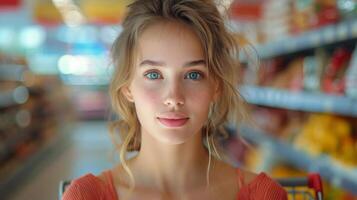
[[128, 129, 214, 194]]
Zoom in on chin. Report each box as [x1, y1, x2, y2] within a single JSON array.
[[154, 129, 196, 145]]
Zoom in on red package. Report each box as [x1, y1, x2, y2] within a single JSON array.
[[322, 48, 351, 94]]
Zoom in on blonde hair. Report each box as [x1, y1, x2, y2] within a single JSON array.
[[108, 0, 247, 196]]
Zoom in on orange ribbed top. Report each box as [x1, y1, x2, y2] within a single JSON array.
[[62, 169, 287, 200]]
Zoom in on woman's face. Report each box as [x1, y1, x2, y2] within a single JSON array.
[[123, 21, 219, 145]]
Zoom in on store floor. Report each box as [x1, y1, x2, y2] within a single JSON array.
[[7, 120, 116, 200]]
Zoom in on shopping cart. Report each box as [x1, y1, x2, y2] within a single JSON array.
[[59, 180, 71, 200], [276, 173, 323, 200]]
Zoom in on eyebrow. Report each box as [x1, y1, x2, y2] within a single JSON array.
[[139, 59, 206, 67]]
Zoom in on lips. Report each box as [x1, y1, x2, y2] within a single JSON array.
[[157, 112, 189, 128], [157, 117, 189, 127]]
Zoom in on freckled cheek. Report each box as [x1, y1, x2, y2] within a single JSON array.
[[185, 84, 213, 102], [185, 87, 213, 114], [133, 83, 163, 106]]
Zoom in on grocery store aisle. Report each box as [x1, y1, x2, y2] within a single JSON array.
[[7, 121, 116, 200]]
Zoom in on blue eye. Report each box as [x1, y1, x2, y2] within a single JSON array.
[[145, 72, 161, 80], [185, 71, 202, 80]]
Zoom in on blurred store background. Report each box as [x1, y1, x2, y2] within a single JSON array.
[[0, 0, 356, 199]]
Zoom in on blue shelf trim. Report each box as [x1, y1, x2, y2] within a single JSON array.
[[0, 86, 29, 108], [233, 125, 357, 195], [253, 19, 357, 59], [240, 86, 357, 117], [0, 91, 16, 108], [0, 64, 26, 82]]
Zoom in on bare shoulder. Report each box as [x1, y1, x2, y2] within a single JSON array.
[[97, 168, 125, 187], [211, 160, 241, 191], [212, 160, 238, 180], [108, 164, 133, 190], [215, 160, 258, 185], [239, 168, 259, 184], [97, 171, 107, 183]]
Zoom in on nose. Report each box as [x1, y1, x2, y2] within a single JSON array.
[[164, 81, 185, 107]]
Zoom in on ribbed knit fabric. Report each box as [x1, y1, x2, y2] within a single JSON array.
[[62, 169, 287, 200], [237, 172, 287, 199]]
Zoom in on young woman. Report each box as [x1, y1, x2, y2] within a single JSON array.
[[63, 0, 287, 199]]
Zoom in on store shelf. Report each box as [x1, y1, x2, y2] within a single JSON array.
[[240, 85, 357, 117], [0, 64, 26, 82], [0, 86, 29, 108], [0, 130, 30, 162], [60, 74, 110, 86], [253, 19, 357, 59], [0, 127, 71, 198], [234, 125, 357, 195]]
